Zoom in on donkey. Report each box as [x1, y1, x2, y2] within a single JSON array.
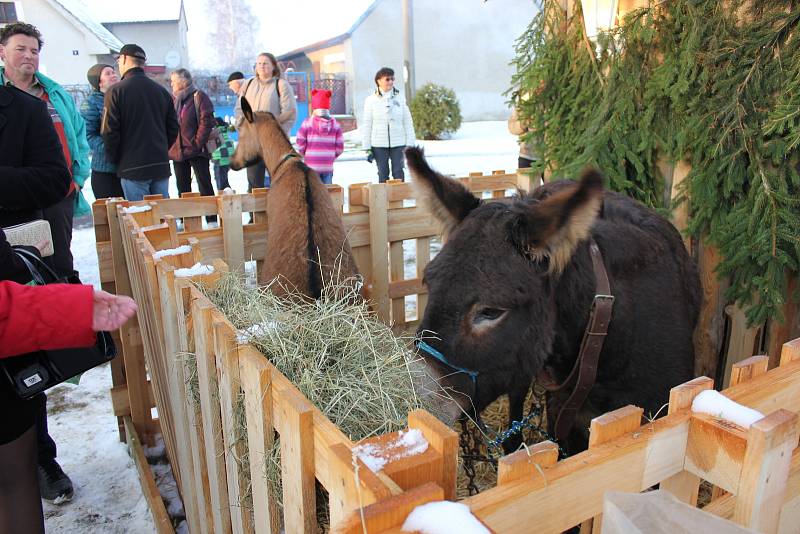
[[407, 147, 700, 454], [230, 97, 360, 298]]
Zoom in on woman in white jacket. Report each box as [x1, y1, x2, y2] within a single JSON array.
[[362, 67, 416, 182]]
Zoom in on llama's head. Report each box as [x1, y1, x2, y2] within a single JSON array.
[[230, 97, 290, 171]]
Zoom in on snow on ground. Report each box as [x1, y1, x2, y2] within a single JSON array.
[[56, 121, 517, 532]]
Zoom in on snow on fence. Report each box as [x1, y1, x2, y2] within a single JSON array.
[[91, 171, 530, 533], [92, 173, 800, 533]]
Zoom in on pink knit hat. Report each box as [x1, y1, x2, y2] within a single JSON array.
[[311, 89, 332, 110]]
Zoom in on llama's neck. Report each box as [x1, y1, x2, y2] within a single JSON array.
[[256, 121, 295, 177]]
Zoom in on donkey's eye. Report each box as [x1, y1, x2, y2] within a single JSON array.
[[474, 307, 507, 324]]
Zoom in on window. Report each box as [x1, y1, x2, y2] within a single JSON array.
[[0, 3, 17, 23]]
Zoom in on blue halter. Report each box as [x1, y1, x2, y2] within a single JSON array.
[[416, 340, 478, 384]]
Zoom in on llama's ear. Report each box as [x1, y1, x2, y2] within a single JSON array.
[[508, 168, 603, 271], [241, 97, 255, 123], [406, 146, 479, 235]]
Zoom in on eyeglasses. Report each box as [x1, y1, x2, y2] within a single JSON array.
[[382, 77, 395, 81]]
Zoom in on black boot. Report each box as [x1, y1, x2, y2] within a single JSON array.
[[37, 459, 73, 504]]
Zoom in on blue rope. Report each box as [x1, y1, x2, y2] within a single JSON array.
[[416, 340, 478, 384]]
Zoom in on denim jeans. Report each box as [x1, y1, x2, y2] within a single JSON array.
[[317, 172, 333, 185], [372, 146, 405, 182], [213, 162, 231, 190], [246, 161, 271, 190], [121, 177, 170, 201]]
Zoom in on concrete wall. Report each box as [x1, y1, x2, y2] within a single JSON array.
[[104, 20, 188, 69], [9, 0, 110, 85], [350, 0, 535, 123]]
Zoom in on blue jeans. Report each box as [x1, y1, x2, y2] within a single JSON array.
[[318, 172, 333, 185], [121, 177, 170, 201]]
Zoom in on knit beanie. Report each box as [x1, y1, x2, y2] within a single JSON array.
[[311, 89, 332, 110], [87, 63, 113, 91]]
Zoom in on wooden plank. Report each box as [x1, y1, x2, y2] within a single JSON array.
[[684, 413, 749, 493], [335, 482, 445, 534], [124, 416, 174, 534], [464, 412, 691, 532], [212, 317, 254, 534], [218, 194, 245, 272], [408, 410, 459, 500], [107, 200, 154, 444], [181, 192, 204, 232], [582, 405, 644, 533], [660, 377, 713, 505], [780, 339, 800, 367], [768, 274, 798, 368], [388, 277, 426, 300], [386, 207, 440, 243], [731, 355, 769, 387], [733, 410, 799, 533], [369, 183, 391, 323], [694, 241, 727, 380], [415, 237, 431, 321], [238, 351, 280, 534], [497, 441, 559, 486], [192, 297, 233, 534], [278, 384, 317, 534], [110, 382, 156, 418], [723, 303, 763, 388]]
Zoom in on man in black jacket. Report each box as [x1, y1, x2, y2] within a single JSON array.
[[102, 44, 179, 201]]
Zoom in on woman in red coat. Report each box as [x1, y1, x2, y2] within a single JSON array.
[[0, 280, 136, 534]]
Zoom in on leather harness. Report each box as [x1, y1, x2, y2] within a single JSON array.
[[549, 240, 614, 442]]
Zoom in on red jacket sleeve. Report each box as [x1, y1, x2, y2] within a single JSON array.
[[0, 281, 95, 359]]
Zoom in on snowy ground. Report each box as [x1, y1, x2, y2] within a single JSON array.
[[52, 121, 517, 533]]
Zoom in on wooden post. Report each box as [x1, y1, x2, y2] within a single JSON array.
[[192, 297, 233, 534], [369, 183, 390, 323], [278, 386, 316, 534], [408, 410, 459, 500], [388, 186, 405, 329], [659, 377, 714, 505], [124, 416, 173, 534], [694, 240, 728, 380], [415, 236, 431, 322], [722, 303, 763, 388], [733, 409, 799, 533], [780, 338, 800, 367], [238, 351, 280, 534], [581, 405, 644, 533], [217, 194, 244, 273], [181, 192, 203, 232], [767, 274, 798, 369], [497, 441, 559, 486], [107, 200, 154, 444]]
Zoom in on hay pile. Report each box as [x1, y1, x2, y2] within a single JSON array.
[[202, 272, 441, 523]]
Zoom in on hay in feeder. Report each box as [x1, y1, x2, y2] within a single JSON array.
[[205, 271, 443, 526]]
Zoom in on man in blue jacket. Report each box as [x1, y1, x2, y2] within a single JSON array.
[[0, 21, 91, 506]]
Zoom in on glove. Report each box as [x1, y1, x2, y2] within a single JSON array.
[[366, 148, 374, 163]]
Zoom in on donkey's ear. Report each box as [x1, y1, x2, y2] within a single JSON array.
[[508, 168, 604, 271], [406, 147, 479, 235], [241, 96, 255, 123]]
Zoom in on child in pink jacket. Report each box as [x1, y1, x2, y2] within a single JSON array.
[[296, 89, 344, 184]]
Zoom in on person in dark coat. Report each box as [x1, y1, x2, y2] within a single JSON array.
[[0, 83, 70, 534], [168, 68, 216, 200], [102, 44, 179, 201], [80, 63, 123, 199]]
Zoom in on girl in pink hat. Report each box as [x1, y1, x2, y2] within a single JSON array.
[[296, 89, 344, 184]]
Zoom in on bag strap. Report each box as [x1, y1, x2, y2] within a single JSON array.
[[193, 91, 201, 126], [275, 77, 281, 99], [13, 247, 65, 286]]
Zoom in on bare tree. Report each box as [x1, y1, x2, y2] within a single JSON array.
[[203, 0, 261, 72]]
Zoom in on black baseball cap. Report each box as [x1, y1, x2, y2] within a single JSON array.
[[118, 44, 147, 61], [227, 71, 244, 83]]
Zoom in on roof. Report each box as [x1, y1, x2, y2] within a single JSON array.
[[47, 0, 124, 51], [276, 0, 380, 59], [79, 0, 183, 24]]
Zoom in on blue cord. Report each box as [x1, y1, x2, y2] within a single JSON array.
[[416, 340, 478, 384]]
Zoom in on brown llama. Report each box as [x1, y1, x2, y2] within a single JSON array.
[[229, 97, 360, 298]]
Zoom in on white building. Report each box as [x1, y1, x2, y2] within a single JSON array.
[[1, 0, 122, 85], [277, 0, 535, 123]]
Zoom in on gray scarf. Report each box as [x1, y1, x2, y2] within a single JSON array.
[[174, 83, 197, 114]]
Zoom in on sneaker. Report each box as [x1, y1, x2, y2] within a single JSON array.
[[38, 459, 74, 504]]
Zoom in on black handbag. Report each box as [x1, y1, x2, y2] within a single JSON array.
[[0, 248, 117, 399]]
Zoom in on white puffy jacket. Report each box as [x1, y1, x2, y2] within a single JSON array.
[[362, 88, 416, 149]]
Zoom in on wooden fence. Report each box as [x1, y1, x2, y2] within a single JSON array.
[[92, 169, 800, 532]]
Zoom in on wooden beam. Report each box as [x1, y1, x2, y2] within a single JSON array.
[[408, 410, 459, 501], [497, 441, 559, 486]]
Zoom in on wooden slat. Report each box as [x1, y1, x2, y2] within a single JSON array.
[[124, 416, 174, 534], [582, 405, 644, 533], [278, 384, 317, 534], [369, 184, 390, 323], [110, 382, 156, 418], [336, 482, 445, 534], [192, 297, 233, 534], [780, 339, 800, 367], [733, 410, 799, 533], [731, 355, 769, 388], [415, 237, 431, 321], [238, 352, 280, 534], [408, 410, 459, 500], [497, 441, 559, 486], [659, 377, 713, 505], [218, 194, 245, 272]]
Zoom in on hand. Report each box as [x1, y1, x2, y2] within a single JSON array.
[[366, 148, 374, 163], [92, 290, 137, 332]]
